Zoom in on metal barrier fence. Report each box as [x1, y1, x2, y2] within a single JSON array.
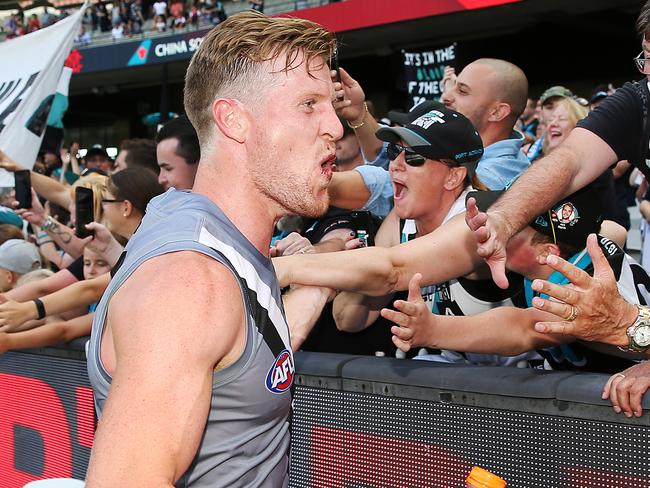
[[1, 344, 649, 487]]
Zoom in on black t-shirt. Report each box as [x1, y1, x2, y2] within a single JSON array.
[[578, 81, 649, 175], [589, 169, 618, 223]]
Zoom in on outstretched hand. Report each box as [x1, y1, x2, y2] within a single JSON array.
[[270, 232, 314, 257], [465, 197, 510, 289], [381, 273, 433, 353], [14, 189, 45, 225], [0, 149, 24, 173], [531, 234, 637, 346]]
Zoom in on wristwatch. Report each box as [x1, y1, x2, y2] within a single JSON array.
[[41, 216, 56, 232], [622, 305, 650, 353]]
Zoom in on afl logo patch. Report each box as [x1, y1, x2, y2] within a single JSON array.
[[265, 349, 294, 394]]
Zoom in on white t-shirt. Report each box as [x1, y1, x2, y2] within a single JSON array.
[[153, 1, 167, 16]]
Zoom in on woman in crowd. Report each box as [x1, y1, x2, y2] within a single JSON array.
[[0, 149, 108, 262], [0, 245, 112, 353], [330, 101, 533, 365]]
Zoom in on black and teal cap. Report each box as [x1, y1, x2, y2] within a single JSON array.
[[376, 101, 484, 167], [467, 184, 603, 249]]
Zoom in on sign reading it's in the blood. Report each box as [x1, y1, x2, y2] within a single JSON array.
[[403, 43, 457, 108]]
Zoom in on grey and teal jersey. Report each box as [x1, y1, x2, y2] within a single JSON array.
[[87, 189, 292, 487]]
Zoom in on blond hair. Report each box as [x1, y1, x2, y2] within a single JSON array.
[[70, 172, 108, 222], [16, 268, 54, 287], [555, 97, 588, 128], [184, 10, 336, 148], [542, 97, 588, 156]]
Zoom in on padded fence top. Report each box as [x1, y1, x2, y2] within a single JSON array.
[[294, 351, 650, 410]]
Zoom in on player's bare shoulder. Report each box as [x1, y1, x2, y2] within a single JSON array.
[[108, 251, 246, 364]]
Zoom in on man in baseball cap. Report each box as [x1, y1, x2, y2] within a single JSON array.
[[84, 144, 113, 174], [0, 239, 42, 291]]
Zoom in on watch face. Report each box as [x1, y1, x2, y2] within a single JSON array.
[[634, 325, 650, 347]]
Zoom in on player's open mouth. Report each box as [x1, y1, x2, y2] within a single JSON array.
[[321, 154, 336, 180]]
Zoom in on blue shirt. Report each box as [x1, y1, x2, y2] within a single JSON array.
[[477, 131, 530, 190], [354, 165, 393, 219]]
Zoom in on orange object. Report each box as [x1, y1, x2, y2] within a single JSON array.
[[466, 466, 507, 488]]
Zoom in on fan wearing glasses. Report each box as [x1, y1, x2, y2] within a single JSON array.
[[330, 102, 529, 365]]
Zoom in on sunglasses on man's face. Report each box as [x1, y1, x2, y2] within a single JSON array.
[[386, 142, 427, 167]]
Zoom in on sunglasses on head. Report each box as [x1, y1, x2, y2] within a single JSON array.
[[386, 142, 426, 167]]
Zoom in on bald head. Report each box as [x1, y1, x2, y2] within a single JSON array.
[[471, 58, 528, 121]]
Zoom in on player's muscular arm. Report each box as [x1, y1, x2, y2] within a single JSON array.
[[86, 252, 245, 486]]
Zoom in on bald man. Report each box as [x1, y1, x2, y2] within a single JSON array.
[[441, 58, 530, 190]]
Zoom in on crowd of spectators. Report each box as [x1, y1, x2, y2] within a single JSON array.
[[1, 0, 229, 42], [1, 0, 347, 43], [1, 63, 649, 417]]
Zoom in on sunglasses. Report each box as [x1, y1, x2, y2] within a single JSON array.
[[386, 143, 426, 167], [635, 52, 649, 72]]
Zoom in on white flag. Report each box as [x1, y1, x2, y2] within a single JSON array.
[[0, 3, 87, 185]]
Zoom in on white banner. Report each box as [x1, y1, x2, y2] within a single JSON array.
[[0, 4, 86, 185]]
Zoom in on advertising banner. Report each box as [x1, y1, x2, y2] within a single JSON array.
[[70, 29, 209, 74]]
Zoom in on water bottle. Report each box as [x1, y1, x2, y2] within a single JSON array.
[[466, 466, 506, 488]]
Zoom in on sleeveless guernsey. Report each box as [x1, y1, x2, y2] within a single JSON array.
[[87, 189, 292, 487]]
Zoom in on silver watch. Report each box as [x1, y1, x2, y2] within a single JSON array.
[[623, 305, 650, 353], [41, 216, 56, 232]]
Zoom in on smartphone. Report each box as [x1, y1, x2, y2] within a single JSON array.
[[14, 170, 32, 209], [331, 46, 344, 101], [75, 187, 95, 238], [350, 210, 375, 247], [331, 46, 341, 83]]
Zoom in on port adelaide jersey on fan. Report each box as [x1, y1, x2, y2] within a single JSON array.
[[397, 192, 534, 366]]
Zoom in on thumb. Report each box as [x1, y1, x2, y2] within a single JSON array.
[[488, 259, 510, 290], [269, 245, 279, 258], [407, 273, 423, 302], [465, 197, 479, 221], [338, 67, 354, 88]]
